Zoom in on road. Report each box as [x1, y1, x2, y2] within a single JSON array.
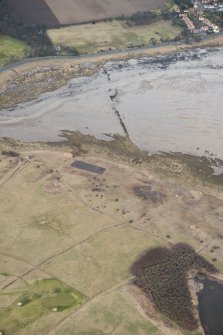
[[1, 30, 223, 74]]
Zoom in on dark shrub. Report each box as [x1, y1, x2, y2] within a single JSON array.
[[130, 243, 217, 330]]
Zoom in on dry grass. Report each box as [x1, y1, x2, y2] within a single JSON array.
[[47, 20, 182, 54], [0, 142, 222, 334], [51, 289, 165, 335]]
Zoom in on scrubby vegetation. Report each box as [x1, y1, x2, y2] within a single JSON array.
[[126, 5, 174, 27], [174, 0, 193, 11], [1, 150, 20, 157], [0, 36, 29, 66], [163, 152, 223, 185], [203, 11, 223, 29], [133, 185, 166, 204], [127, 10, 161, 26], [131, 243, 217, 331]]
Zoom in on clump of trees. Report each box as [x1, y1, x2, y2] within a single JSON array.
[[128, 11, 160, 26], [125, 7, 174, 27], [1, 150, 20, 157], [0, 0, 79, 58], [203, 11, 223, 28], [174, 0, 193, 11], [133, 185, 166, 204], [0, 0, 55, 57], [130, 243, 217, 330]]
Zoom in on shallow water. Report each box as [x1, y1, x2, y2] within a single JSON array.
[[198, 279, 223, 335], [1, 48, 223, 158]]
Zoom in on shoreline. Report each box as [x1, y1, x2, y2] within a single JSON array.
[[1, 35, 223, 108], [1, 31, 223, 74], [1, 131, 223, 187], [0, 129, 223, 335], [1, 47, 223, 166], [0, 36, 223, 334], [1, 44, 223, 187]]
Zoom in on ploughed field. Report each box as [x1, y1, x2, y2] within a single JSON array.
[[6, 0, 167, 25], [5, 0, 60, 27]]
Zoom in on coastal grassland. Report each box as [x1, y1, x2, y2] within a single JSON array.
[[51, 289, 166, 335], [0, 36, 29, 67], [0, 159, 118, 264], [47, 20, 182, 54], [0, 138, 223, 334], [0, 278, 84, 335], [41, 225, 163, 297]]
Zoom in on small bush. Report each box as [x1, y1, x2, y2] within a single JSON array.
[[1, 150, 20, 157]]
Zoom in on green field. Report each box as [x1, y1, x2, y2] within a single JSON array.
[[0, 36, 29, 67], [47, 20, 182, 54], [0, 278, 84, 335]]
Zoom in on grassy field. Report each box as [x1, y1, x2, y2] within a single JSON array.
[[0, 278, 84, 335], [0, 36, 29, 67], [0, 137, 222, 334], [52, 289, 165, 335], [50, 288, 203, 335], [47, 20, 182, 54]]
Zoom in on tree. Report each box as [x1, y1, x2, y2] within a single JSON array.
[[150, 37, 158, 46]]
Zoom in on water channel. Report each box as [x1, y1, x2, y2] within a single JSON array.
[[198, 279, 223, 335]]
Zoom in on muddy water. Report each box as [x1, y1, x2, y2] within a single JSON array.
[[198, 279, 223, 335], [0, 48, 223, 158]]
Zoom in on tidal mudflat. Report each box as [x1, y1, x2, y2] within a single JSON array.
[[0, 48, 223, 158]]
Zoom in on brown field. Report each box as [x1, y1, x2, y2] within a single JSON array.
[[46, 0, 167, 25], [6, 0, 60, 26], [6, 0, 167, 26]]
